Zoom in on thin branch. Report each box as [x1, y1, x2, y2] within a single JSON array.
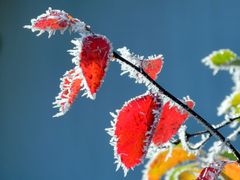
[[113, 51, 240, 162], [187, 116, 240, 138], [173, 116, 240, 150]]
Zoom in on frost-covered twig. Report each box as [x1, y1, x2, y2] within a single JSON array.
[[113, 51, 240, 162], [187, 116, 240, 138]]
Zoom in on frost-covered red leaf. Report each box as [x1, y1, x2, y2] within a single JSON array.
[[117, 47, 163, 84], [69, 34, 112, 99], [53, 68, 82, 117], [106, 93, 161, 175], [24, 7, 86, 37], [196, 160, 230, 180], [152, 96, 195, 146], [141, 56, 163, 80]]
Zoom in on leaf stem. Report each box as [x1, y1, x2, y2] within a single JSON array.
[[113, 51, 240, 162]]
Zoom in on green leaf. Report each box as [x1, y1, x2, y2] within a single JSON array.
[[231, 92, 240, 107], [210, 49, 237, 66], [221, 151, 238, 161]]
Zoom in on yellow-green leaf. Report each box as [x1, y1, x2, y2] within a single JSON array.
[[210, 49, 237, 66], [168, 163, 199, 180], [144, 147, 196, 180]]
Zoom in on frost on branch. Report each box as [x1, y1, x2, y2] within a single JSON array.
[[53, 67, 82, 117], [152, 96, 195, 146], [105, 93, 162, 176], [116, 47, 163, 89], [68, 34, 112, 99], [24, 7, 87, 38]]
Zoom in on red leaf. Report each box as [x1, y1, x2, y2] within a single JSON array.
[[106, 93, 161, 175], [117, 47, 164, 83], [53, 68, 82, 117], [24, 7, 85, 37], [152, 96, 195, 146], [78, 34, 112, 99], [141, 55, 163, 80], [197, 160, 230, 180]]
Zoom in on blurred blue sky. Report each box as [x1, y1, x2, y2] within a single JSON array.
[[0, 0, 240, 179]]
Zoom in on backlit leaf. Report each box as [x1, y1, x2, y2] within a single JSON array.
[[221, 151, 238, 161], [152, 96, 195, 146], [202, 49, 238, 74], [117, 47, 163, 84], [24, 7, 86, 38], [53, 68, 82, 117], [210, 49, 237, 66], [106, 93, 161, 175], [141, 56, 163, 80], [168, 163, 199, 180], [69, 34, 112, 99], [143, 146, 196, 180]]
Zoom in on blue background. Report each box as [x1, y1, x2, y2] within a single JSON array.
[[0, 0, 240, 179]]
